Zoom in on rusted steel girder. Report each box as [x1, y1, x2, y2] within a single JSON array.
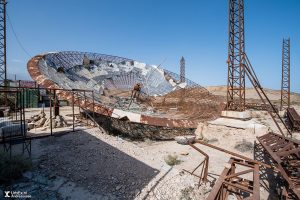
[[0, 0, 6, 87], [245, 102, 279, 113], [257, 132, 300, 199], [287, 108, 300, 131], [183, 141, 209, 186], [194, 139, 273, 169], [281, 38, 291, 111], [226, 0, 246, 111], [206, 157, 260, 200], [242, 54, 291, 137]]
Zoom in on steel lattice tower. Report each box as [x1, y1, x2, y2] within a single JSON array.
[[180, 56, 185, 83], [280, 38, 291, 111], [0, 0, 6, 87], [226, 0, 246, 111]]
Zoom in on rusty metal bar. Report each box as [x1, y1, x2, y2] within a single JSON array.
[[49, 89, 53, 136], [0, 0, 6, 87], [183, 142, 209, 185], [226, 0, 246, 111], [281, 38, 291, 111], [83, 91, 88, 126], [207, 157, 260, 200], [194, 139, 273, 169], [243, 54, 291, 137], [257, 132, 300, 199], [72, 91, 75, 132], [245, 102, 278, 113], [287, 107, 300, 131], [92, 90, 95, 127]]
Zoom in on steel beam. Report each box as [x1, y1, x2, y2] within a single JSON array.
[[0, 0, 6, 87], [281, 38, 291, 111], [257, 132, 300, 199], [183, 141, 209, 186], [207, 157, 260, 200], [227, 0, 246, 111], [287, 107, 300, 131]]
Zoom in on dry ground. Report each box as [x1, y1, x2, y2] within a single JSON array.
[[207, 86, 300, 105], [3, 116, 299, 199], [1, 86, 300, 199]]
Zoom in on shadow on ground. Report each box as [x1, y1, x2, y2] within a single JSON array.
[[254, 142, 283, 200], [1, 130, 160, 199]]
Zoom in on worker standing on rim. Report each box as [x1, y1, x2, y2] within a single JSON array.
[[131, 83, 142, 100]]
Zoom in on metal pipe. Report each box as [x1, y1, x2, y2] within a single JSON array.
[[72, 91, 75, 132], [194, 139, 273, 169], [49, 89, 53, 136], [92, 91, 95, 127]]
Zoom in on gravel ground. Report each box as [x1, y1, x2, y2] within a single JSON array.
[[1, 127, 211, 199], [2, 108, 298, 199]]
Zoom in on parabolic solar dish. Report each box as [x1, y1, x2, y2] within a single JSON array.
[[28, 51, 223, 139]]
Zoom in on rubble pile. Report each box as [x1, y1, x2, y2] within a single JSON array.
[[28, 110, 68, 129], [43, 115, 68, 129]]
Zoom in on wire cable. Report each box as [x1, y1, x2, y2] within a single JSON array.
[[7, 13, 32, 57]]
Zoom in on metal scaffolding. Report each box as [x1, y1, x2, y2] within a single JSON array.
[[180, 56, 185, 83], [280, 38, 290, 111], [0, 0, 6, 87], [227, 0, 246, 111]]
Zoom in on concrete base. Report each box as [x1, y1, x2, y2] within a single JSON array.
[[221, 110, 251, 120], [209, 118, 267, 130], [278, 110, 286, 118]]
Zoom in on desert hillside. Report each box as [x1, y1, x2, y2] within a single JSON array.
[[206, 86, 300, 105]]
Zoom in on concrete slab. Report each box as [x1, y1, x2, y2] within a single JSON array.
[[112, 109, 141, 123], [221, 110, 251, 120], [209, 117, 266, 130], [278, 110, 286, 118]]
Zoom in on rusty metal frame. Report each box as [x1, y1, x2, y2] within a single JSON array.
[[242, 54, 291, 137], [281, 38, 291, 111], [227, 0, 246, 111], [287, 107, 300, 131], [207, 157, 260, 200], [183, 141, 209, 186], [225, 0, 290, 138], [245, 102, 279, 113], [72, 89, 96, 129], [1, 85, 96, 137], [194, 139, 273, 169], [0, 89, 31, 158], [0, 0, 6, 87], [257, 132, 300, 199]]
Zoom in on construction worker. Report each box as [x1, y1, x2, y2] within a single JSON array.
[[131, 83, 142, 100]]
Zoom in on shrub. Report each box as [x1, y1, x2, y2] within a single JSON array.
[[164, 154, 181, 166]]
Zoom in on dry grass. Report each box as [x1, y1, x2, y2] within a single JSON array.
[[164, 154, 181, 166]]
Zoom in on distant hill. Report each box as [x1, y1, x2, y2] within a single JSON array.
[[206, 86, 300, 105]]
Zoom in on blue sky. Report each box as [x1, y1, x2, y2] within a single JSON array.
[[6, 0, 300, 92]]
